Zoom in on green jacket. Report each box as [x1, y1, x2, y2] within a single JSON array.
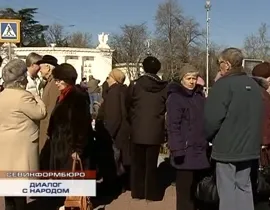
[[204, 72, 263, 162]]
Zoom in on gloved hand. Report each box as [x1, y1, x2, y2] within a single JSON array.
[[174, 156, 185, 165]]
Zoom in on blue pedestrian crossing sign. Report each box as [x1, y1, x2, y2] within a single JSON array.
[[0, 19, 21, 43]]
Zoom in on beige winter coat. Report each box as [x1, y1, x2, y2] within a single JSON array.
[[0, 88, 46, 173], [39, 75, 60, 154]]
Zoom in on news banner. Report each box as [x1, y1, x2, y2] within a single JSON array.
[[0, 171, 96, 196]]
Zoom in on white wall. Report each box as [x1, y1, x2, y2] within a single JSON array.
[[10, 47, 113, 85]]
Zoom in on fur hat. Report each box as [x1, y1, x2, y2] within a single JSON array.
[[52, 63, 78, 85], [109, 69, 125, 84], [142, 56, 161, 74], [252, 62, 270, 78], [178, 64, 199, 80]]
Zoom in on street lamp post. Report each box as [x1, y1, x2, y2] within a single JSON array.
[[145, 39, 152, 56], [205, 0, 211, 95]]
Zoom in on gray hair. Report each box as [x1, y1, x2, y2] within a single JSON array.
[[2, 59, 27, 89], [219, 47, 244, 68]]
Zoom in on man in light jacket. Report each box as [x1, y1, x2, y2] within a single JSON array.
[[26, 52, 42, 96], [37, 55, 60, 170]]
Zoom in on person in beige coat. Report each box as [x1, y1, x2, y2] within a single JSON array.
[[0, 59, 46, 210], [37, 55, 60, 170]]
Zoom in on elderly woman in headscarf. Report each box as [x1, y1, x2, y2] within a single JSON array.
[[103, 68, 130, 191], [0, 59, 46, 210], [166, 64, 210, 210]]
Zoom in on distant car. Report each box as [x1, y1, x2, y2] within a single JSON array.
[[242, 59, 264, 75]]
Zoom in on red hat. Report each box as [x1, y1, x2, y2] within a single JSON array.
[[252, 62, 270, 78]]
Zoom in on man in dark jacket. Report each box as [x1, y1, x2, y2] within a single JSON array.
[[204, 48, 263, 210], [128, 56, 168, 201], [87, 75, 101, 114]]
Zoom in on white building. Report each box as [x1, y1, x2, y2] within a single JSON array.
[[113, 63, 144, 85], [0, 33, 113, 84], [114, 63, 163, 85]]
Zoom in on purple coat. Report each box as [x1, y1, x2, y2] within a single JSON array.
[[166, 82, 210, 170]]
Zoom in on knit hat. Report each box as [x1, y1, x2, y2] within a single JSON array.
[[109, 69, 125, 84], [252, 62, 270, 78], [52, 63, 78, 85], [178, 64, 199, 80], [142, 56, 161, 74], [2, 59, 27, 83]]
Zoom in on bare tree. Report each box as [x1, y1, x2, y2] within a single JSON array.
[[45, 23, 68, 46], [155, 0, 204, 80], [110, 23, 149, 80], [178, 17, 204, 62], [190, 43, 221, 85], [244, 23, 270, 60], [155, 0, 182, 77], [67, 32, 92, 48]]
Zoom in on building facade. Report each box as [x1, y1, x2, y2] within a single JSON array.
[[0, 33, 113, 84]]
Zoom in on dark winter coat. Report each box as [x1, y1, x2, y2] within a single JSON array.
[[127, 73, 168, 145], [253, 77, 270, 146], [166, 82, 210, 170], [103, 83, 130, 165], [204, 72, 263, 162], [48, 86, 92, 170]]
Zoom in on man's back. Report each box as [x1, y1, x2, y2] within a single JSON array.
[[128, 74, 168, 145], [205, 73, 263, 162], [88, 78, 100, 93]]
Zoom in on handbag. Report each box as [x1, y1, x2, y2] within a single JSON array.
[[64, 157, 93, 210], [195, 172, 219, 204], [257, 146, 270, 196]]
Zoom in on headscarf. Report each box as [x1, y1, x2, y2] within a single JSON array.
[[109, 69, 125, 84]]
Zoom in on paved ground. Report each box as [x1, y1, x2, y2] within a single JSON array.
[[95, 186, 175, 210]]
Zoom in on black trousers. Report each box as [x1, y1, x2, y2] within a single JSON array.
[[4, 197, 27, 210], [176, 170, 216, 210], [131, 143, 160, 200]]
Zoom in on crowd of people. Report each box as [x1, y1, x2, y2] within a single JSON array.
[[0, 47, 269, 210]]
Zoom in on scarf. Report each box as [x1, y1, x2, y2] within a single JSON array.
[[58, 85, 73, 102]]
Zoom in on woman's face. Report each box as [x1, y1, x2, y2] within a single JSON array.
[[55, 79, 68, 91], [181, 73, 198, 90]]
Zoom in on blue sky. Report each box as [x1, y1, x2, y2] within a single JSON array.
[[1, 0, 269, 48]]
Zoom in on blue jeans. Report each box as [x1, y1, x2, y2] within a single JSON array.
[[89, 93, 99, 114]]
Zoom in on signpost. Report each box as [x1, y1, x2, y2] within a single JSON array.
[[0, 19, 21, 61]]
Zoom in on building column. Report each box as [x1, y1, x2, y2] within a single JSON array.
[[76, 56, 84, 83]]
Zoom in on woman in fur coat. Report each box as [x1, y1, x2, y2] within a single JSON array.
[[48, 63, 92, 171]]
